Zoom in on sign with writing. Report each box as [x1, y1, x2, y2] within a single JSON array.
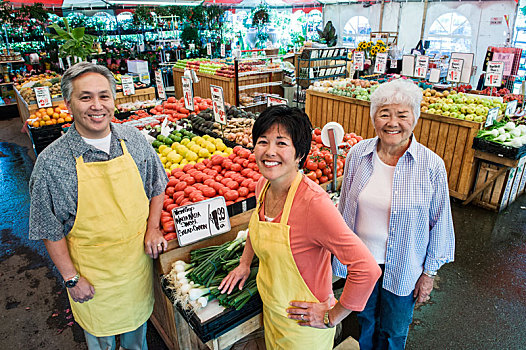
[[207, 43, 212, 56], [414, 55, 429, 78], [490, 17, 503, 25], [353, 51, 364, 71], [267, 96, 288, 107], [58, 58, 65, 70], [484, 61, 504, 87], [390, 59, 398, 69], [122, 75, 135, 96], [492, 52, 515, 76], [155, 70, 166, 100], [374, 52, 388, 74], [66, 56, 71, 68], [485, 107, 500, 127], [505, 99, 518, 117], [447, 58, 464, 83], [428, 68, 441, 83], [220, 44, 225, 58], [210, 85, 226, 124], [181, 76, 194, 111], [34, 86, 52, 108], [173, 197, 231, 247]]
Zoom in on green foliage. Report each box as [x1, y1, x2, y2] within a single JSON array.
[[317, 21, 338, 47], [181, 26, 199, 47], [252, 6, 269, 27], [45, 18, 95, 61], [133, 5, 155, 27]]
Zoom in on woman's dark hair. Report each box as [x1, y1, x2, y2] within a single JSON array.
[[252, 105, 312, 168]]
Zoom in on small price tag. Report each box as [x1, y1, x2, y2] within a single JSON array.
[[390, 59, 398, 69], [267, 96, 288, 107], [122, 75, 135, 96], [58, 57, 65, 70], [413, 55, 429, 79], [220, 44, 225, 58], [485, 107, 500, 127], [252, 51, 258, 58], [34, 86, 52, 108], [189, 43, 195, 50], [155, 70, 166, 100], [374, 52, 388, 74], [66, 56, 71, 68], [173, 197, 231, 247], [210, 85, 227, 124], [207, 43, 212, 56], [182, 76, 194, 111], [505, 99, 518, 117], [447, 58, 463, 83], [353, 52, 365, 71], [91, 59, 97, 65], [484, 61, 504, 87]]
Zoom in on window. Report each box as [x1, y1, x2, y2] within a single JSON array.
[[427, 12, 472, 56], [343, 16, 371, 47]]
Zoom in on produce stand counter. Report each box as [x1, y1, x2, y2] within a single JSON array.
[[305, 90, 483, 201], [151, 177, 343, 350]]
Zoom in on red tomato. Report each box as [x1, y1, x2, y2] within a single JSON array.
[[202, 186, 216, 197], [195, 163, 206, 171], [241, 168, 252, 177], [226, 181, 239, 190], [185, 176, 196, 186], [247, 192, 255, 198], [171, 168, 183, 176], [322, 167, 332, 176], [247, 181, 257, 192], [252, 173, 262, 181], [204, 179, 216, 187], [306, 171, 317, 181], [164, 232, 176, 241], [235, 197, 246, 202], [233, 146, 243, 155], [220, 178, 231, 186], [187, 169, 198, 176], [184, 186, 197, 196], [224, 171, 236, 178], [183, 164, 195, 172], [174, 181, 187, 192], [231, 163, 242, 172], [225, 200, 235, 206], [228, 153, 237, 160], [315, 169, 323, 178], [173, 190, 185, 201], [180, 198, 192, 206], [235, 158, 245, 165], [238, 187, 249, 197], [318, 160, 327, 169], [248, 154, 256, 162], [224, 190, 239, 201], [212, 165, 222, 173], [162, 221, 175, 233], [166, 203, 177, 212], [175, 195, 186, 205], [328, 173, 333, 180], [166, 187, 175, 197], [163, 198, 174, 210], [212, 182, 223, 192], [167, 178, 178, 187], [218, 187, 230, 196], [211, 154, 224, 165], [305, 159, 318, 171], [241, 178, 252, 188], [319, 176, 328, 184], [161, 216, 173, 224], [314, 128, 322, 136], [215, 175, 224, 182], [194, 172, 205, 183]]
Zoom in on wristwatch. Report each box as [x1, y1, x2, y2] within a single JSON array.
[[323, 310, 335, 328], [64, 273, 80, 288], [423, 270, 437, 278]]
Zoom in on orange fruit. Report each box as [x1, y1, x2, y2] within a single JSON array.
[[46, 108, 54, 116], [35, 111, 42, 118], [51, 119, 57, 124], [54, 107, 61, 113], [52, 113, 59, 119], [58, 103, 66, 110], [40, 121, 46, 127], [65, 116, 72, 122], [32, 121, 40, 127], [43, 115, 50, 121], [29, 114, 36, 120], [59, 112, 68, 119], [39, 108, 46, 114], [57, 117, 65, 123]]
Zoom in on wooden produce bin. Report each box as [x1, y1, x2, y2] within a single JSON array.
[[115, 86, 156, 104], [305, 90, 483, 201], [468, 151, 526, 211]]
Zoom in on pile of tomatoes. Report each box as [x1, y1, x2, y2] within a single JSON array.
[[150, 96, 214, 122], [160, 146, 261, 240], [303, 128, 363, 184]]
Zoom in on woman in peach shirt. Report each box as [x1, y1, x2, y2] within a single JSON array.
[[219, 105, 381, 349]]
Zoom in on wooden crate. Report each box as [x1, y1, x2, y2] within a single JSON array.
[[305, 90, 483, 200], [115, 87, 156, 104]]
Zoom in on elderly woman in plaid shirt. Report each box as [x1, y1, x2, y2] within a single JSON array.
[[333, 79, 455, 350]]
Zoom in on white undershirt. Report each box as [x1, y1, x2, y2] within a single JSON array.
[[82, 133, 112, 154], [355, 150, 395, 263]]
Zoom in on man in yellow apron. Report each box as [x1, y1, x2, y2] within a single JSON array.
[[29, 62, 168, 350]]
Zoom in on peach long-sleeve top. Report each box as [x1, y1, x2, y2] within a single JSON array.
[[255, 174, 381, 311]]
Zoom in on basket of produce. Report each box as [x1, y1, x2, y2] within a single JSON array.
[[473, 121, 526, 159]]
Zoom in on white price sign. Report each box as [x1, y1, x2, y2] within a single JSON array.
[[181, 76, 194, 111], [447, 58, 463, 83], [390, 59, 398, 69], [122, 75, 135, 96], [210, 85, 227, 124], [207, 43, 212, 56], [353, 52, 365, 71], [414, 55, 429, 79], [220, 44, 225, 58], [34, 87, 52, 108], [267, 96, 288, 107], [485, 107, 500, 127], [155, 70, 166, 100], [173, 197, 231, 247], [505, 99, 518, 117], [484, 62, 504, 87], [252, 51, 258, 58], [374, 53, 388, 74]]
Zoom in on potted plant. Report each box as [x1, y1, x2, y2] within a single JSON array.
[[45, 18, 96, 62]]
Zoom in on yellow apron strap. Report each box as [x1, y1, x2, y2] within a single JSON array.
[[279, 172, 303, 225], [119, 139, 129, 154]]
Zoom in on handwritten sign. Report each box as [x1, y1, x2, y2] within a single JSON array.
[[34, 87, 52, 108], [267, 96, 288, 107], [207, 43, 212, 56], [155, 70, 166, 100], [210, 85, 226, 124], [505, 99, 518, 117], [173, 197, 231, 247], [447, 58, 464, 83], [484, 62, 504, 87], [390, 59, 398, 69], [485, 107, 500, 127], [122, 75, 135, 96], [353, 52, 364, 71], [181, 76, 194, 111], [220, 44, 225, 58], [374, 52, 388, 74], [414, 55, 429, 79]]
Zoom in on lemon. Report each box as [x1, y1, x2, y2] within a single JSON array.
[[215, 142, 226, 152], [167, 150, 179, 163], [205, 142, 216, 153], [203, 135, 210, 140], [165, 161, 172, 168], [213, 150, 223, 155], [180, 158, 188, 166], [180, 138, 190, 146], [162, 147, 172, 157], [225, 147, 233, 155], [176, 146, 188, 157], [185, 151, 198, 162], [190, 144, 201, 154], [188, 161, 196, 165], [173, 153, 183, 164], [198, 148, 211, 158], [170, 163, 179, 171], [171, 142, 180, 150], [160, 156, 167, 164], [159, 145, 168, 153], [186, 141, 196, 148]]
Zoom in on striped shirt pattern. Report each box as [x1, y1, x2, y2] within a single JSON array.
[[333, 136, 455, 296]]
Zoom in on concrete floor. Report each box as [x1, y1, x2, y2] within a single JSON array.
[[1, 113, 525, 350]]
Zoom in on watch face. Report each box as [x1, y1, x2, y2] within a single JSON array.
[[65, 280, 77, 288]]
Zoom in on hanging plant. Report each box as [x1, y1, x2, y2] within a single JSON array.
[[252, 6, 269, 28], [45, 18, 96, 61], [133, 5, 155, 27], [181, 25, 199, 48], [189, 5, 206, 26], [205, 5, 225, 30]]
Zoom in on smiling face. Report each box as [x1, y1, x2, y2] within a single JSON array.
[[254, 123, 300, 186], [373, 103, 416, 151], [66, 72, 114, 139]]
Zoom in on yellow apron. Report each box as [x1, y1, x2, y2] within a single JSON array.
[[250, 172, 336, 350], [66, 140, 154, 337]]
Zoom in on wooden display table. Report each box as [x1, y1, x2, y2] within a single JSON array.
[[305, 90, 483, 201]]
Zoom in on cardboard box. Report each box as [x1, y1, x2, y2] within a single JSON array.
[[127, 60, 149, 74]]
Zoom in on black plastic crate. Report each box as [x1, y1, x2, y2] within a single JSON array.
[[227, 195, 256, 217], [473, 137, 526, 160], [27, 124, 65, 156], [161, 277, 262, 343]]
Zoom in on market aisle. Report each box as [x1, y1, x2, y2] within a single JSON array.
[[1, 114, 525, 349]]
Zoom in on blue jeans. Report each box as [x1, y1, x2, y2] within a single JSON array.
[[357, 266, 416, 350], [83, 321, 148, 350]]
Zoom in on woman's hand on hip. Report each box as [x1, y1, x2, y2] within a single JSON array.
[[69, 277, 95, 303], [287, 295, 335, 329], [414, 273, 434, 303], [218, 263, 251, 295]]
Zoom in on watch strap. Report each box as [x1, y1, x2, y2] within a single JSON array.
[[64, 273, 80, 288]]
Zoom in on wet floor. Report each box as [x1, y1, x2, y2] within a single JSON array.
[[1, 114, 525, 349]]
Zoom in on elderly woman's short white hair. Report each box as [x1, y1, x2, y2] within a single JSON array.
[[370, 79, 422, 126]]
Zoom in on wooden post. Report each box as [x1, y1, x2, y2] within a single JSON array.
[[420, 0, 429, 41], [379, 0, 385, 32]]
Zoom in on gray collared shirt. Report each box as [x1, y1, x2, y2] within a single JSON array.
[[29, 123, 168, 241]]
